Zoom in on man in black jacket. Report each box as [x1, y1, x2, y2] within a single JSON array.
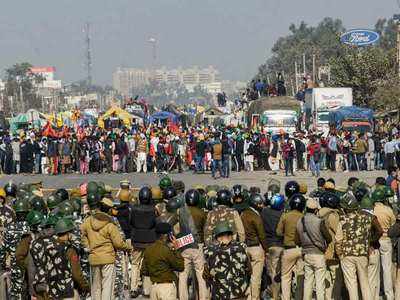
[[130, 186, 157, 298], [261, 194, 285, 300]]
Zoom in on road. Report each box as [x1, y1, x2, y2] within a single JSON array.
[[0, 169, 387, 192]]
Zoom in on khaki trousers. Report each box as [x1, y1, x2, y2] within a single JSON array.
[[281, 247, 304, 300], [368, 249, 380, 300], [379, 237, 394, 300], [395, 265, 400, 300], [150, 282, 177, 300], [325, 261, 344, 300], [266, 246, 283, 300], [131, 248, 151, 295], [91, 264, 116, 300], [340, 256, 372, 300], [178, 247, 209, 300], [303, 253, 326, 300], [246, 245, 265, 300]]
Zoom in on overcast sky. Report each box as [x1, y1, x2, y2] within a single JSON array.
[[0, 0, 397, 85]]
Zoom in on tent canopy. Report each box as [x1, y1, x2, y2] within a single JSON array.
[[98, 106, 132, 128]]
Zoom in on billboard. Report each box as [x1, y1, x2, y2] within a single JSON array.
[[340, 29, 380, 46]]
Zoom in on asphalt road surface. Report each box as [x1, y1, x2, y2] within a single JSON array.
[[0, 169, 387, 192]]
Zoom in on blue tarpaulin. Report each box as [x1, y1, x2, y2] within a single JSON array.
[[329, 106, 374, 128], [149, 111, 178, 123]]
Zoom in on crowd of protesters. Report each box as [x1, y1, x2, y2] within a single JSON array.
[[0, 118, 399, 178]]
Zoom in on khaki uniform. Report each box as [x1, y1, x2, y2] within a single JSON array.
[[179, 206, 209, 300], [241, 207, 268, 300], [131, 248, 151, 295], [374, 202, 396, 300], [276, 210, 304, 300], [265, 246, 283, 300], [141, 239, 184, 300], [317, 207, 343, 300], [178, 247, 208, 300], [335, 211, 377, 300], [80, 212, 131, 299]]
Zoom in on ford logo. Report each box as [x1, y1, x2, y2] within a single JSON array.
[[340, 29, 380, 46]]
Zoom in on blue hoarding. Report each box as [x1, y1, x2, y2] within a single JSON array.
[[340, 29, 380, 46]]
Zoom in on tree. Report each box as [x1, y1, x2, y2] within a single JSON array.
[[4, 63, 44, 113], [329, 47, 396, 107], [255, 18, 345, 88], [372, 76, 400, 111], [375, 18, 397, 52]]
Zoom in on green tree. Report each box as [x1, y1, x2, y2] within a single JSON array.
[[256, 18, 345, 87], [375, 18, 397, 52], [329, 47, 396, 107], [372, 76, 400, 111], [4, 62, 44, 114]]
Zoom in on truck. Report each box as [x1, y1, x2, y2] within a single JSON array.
[[309, 88, 353, 132], [247, 97, 302, 134], [328, 106, 374, 133]]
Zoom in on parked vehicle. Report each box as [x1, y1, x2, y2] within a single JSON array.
[[247, 97, 302, 134], [306, 88, 353, 132], [329, 106, 374, 133]]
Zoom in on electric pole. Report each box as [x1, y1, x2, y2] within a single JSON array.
[[84, 22, 93, 87]]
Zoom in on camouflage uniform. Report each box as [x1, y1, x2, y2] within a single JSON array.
[[0, 204, 15, 243], [113, 218, 126, 299], [335, 211, 374, 300], [33, 236, 76, 299], [0, 220, 29, 299], [203, 205, 245, 245], [203, 241, 250, 299], [71, 218, 90, 283]]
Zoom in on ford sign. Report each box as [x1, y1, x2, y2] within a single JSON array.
[[340, 29, 380, 46]]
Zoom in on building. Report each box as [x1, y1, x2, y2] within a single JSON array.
[[30, 67, 62, 89], [113, 66, 221, 96]]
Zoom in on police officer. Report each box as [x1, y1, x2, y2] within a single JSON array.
[[141, 222, 184, 300], [360, 195, 382, 300], [276, 188, 305, 300], [309, 177, 326, 199], [130, 186, 157, 298], [317, 191, 343, 300], [39, 217, 90, 299], [204, 189, 245, 245], [372, 187, 395, 299], [0, 188, 15, 240], [15, 210, 45, 298], [335, 193, 379, 300], [241, 193, 267, 300], [156, 185, 177, 221], [116, 189, 132, 240], [232, 184, 249, 214], [296, 198, 331, 300], [261, 193, 285, 300], [203, 221, 251, 300], [179, 189, 209, 300], [0, 197, 30, 298], [4, 181, 17, 205], [81, 197, 132, 300]]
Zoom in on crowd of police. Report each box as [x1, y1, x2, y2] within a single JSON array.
[[0, 174, 398, 300]]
